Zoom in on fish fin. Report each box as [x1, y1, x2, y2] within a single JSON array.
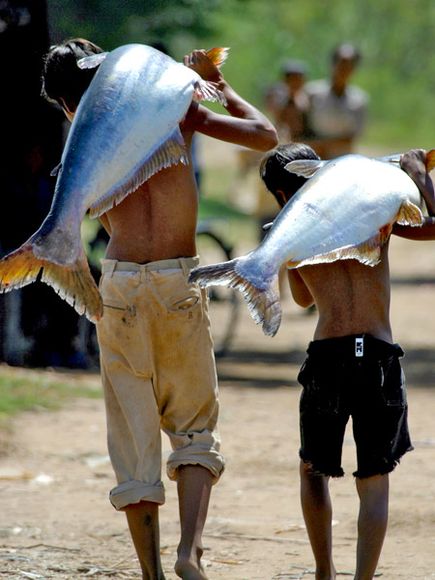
[[395, 199, 424, 226], [426, 149, 435, 172], [193, 80, 227, 106], [77, 52, 109, 70], [262, 221, 274, 232], [0, 242, 103, 321], [285, 159, 327, 178], [50, 162, 62, 177], [189, 258, 282, 337], [376, 153, 402, 165], [205, 47, 230, 68], [290, 233, 388, 269], [89, 127, 189, 218]]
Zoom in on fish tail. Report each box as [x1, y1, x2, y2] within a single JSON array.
[[205, 47, 230, 68], [189, 258, 282, 337], [193, 48, 230, 106], [193, 80, 227, 106], [0, 240, 103, 322]]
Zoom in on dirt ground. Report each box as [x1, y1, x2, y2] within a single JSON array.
[[1, 138, 435, 579], [0, 232, 435, 580]]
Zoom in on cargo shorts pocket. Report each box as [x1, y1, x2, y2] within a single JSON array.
[[379, 356, 406, 407]]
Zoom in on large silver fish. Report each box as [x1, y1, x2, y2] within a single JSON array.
[[0, 43, 228, 320], [189, 152, 435, 337]]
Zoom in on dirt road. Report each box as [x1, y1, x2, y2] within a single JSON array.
[[0, 232, 435, 579]]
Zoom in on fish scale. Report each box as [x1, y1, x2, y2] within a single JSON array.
[[189, 153, 428, 337], [0, 43, 228, 321]]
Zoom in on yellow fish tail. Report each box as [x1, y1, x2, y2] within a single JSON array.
[[205, 47, 230, 68], [0, 243, 103, 322]]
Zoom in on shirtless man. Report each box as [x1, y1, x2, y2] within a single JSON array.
[[260, 143, 435, 580], [42, 38, 277, 580]]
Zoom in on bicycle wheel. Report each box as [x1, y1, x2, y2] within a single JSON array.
[[196, 226, 240, 357]]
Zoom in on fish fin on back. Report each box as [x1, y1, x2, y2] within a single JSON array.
[[288, 231, 393, 270], [89, 127, 188, 218], [77, 52, 109, 70], [285, 159, 327, 178], [395, 199, 424, 226], [205, 47, 230, 68], [0, 240, 103, 321], [193, 80, 227, 106], [189, 258, 282, 337]]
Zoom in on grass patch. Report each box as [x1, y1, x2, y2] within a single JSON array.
[[0, 365, 101, 419]]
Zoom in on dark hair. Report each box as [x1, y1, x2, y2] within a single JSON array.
[[331, 43, 361, 66], [259, 143, 320, 207], [41, 38, 104, 112], [281, 59, 307, 77]]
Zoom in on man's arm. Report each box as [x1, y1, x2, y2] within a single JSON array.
[[400, 148, 435, 216], [392, 149, 435, 240], [287, 268, 314, 308], [184, 50, 278, 151], [393, 216, 435, 240]]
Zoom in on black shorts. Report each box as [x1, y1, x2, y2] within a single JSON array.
[[298, 334, 413, 478]]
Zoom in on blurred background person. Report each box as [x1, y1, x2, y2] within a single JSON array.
[[247, 58, 312, 242], [265, 58, 312, 142], [305, 42, 369, 159]]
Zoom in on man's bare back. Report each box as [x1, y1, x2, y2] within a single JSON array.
[[103, 147, 198, 263], [289, 244, 393, 342]]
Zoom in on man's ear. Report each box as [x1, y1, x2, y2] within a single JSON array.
[[276, 189, 289, 207]]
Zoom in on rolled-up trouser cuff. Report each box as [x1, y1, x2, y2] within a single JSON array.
[[109, 479, 165, 510], [166, 447, 225, 483]]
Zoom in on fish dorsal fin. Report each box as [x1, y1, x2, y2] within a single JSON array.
[[89, 126, 188, 218], [193, 80, 227, 106], [77, 52, 109, 70], [205, 47, 230, 68], [285, 159, 327, 178], [50, 162, 62, 177], [395, 199, 424, 226]]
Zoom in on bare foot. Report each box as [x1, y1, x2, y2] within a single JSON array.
[[174, 554, 208, 580]]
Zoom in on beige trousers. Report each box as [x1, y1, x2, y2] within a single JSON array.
[[96, 257, 224, 510]]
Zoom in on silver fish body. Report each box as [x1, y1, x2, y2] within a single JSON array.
[[189, 154, 424, 336], [0, 43, 225, 319], [55, 43, 201, 228]]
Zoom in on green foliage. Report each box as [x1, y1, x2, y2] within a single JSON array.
[[48, 0, 224, 52], [0, 368, 101, 418], [47, 0, 435, 148]]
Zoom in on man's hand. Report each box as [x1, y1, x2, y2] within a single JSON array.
[[400, 148, 427, 183], [400, 148, 435, 216], [184, 49, 223, 84]]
